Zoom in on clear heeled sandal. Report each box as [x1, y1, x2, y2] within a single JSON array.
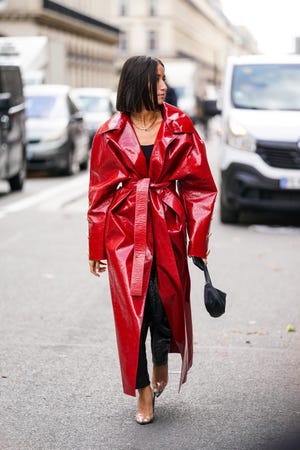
[[135, 388, 155, 425], [152, 364, 168, 398]]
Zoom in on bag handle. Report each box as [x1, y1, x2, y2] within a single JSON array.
[[203, 264, 212, 285], [192, 257, 212, 285]]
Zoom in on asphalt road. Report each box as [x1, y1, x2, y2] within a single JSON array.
[[0, 133, 300, 450]]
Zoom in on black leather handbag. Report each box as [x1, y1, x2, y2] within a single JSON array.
[[192, 257, 226, 318]]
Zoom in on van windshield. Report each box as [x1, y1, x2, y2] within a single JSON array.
[[231, 64, 300, 111]]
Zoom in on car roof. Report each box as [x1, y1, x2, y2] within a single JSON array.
[[71, 87, 112, 96], [228, 54, 300, 66], [24, 84, 71, 95]]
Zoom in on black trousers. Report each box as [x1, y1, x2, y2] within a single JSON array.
[[135, 263, 172, 389]]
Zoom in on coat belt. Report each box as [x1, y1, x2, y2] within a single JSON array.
[[124, 178, 173, 296]]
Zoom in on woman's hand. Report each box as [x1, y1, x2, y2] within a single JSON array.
[[89, 260, 107, 277]]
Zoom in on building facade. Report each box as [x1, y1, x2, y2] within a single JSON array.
[[104, 0, 258, 86], [0, 0, 257, 89], [0, 0, 119, 88]]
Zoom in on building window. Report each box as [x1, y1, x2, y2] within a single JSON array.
[[148, 31, 157, 52], [149, 0, 157, 16], [119, 31, 128, 54], [119, 0, 128, 16]]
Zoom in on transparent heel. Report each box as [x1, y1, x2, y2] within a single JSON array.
[[135, 388, 155, 425], [152, 364, 168, 398], [153, 381, 167, 398]]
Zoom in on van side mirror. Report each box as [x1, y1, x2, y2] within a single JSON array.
[[71, 111, 83, 122], [0, 93, 11, 114], [202, 99, 221, 118]]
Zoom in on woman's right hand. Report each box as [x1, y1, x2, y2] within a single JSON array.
[[89, 260, 107, 277]]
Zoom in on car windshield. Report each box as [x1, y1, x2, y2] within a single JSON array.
[[25, 94, 68, 119], [231, 64, 300, 111], [76, 95, 110, 113]]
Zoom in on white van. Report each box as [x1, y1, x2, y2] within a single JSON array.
[[219, 55, 300, 223]]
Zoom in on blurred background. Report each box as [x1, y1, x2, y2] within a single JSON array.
[[1, 0, 300, 221], [1, 0, 261, 89], [0, 0, 299, 192], [0, 0, 298, 88]]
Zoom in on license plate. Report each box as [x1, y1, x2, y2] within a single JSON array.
[[280, 177, 300, 189]]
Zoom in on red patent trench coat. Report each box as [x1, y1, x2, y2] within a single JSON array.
[[88, 103, 217, 396]]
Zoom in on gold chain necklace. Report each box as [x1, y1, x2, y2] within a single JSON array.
[[131, 114, 157, 132]]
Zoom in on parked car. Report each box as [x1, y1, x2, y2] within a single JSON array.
[[25, 84, 89, 175], [0, 64, 26, 191], [71, 88, 114, 146], [219, 55, 300, 223]]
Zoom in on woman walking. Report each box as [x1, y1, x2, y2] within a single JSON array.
[[88, 55, 217, 424]]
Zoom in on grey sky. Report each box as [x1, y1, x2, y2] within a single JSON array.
[[221, 0, 300, 54]]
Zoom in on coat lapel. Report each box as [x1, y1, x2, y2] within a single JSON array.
[[149, 119, 175, 180], [97, 104, 194, 180], [149, 103, 194, 179], [98, 112, 148, 177]]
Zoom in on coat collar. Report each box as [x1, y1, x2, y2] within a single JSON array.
[[98, 102, 194, 135]]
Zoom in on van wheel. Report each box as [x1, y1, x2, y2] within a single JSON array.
[[220, 198, 239, 224], [9, 159, 26, 191]]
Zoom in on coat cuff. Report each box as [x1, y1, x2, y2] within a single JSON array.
[[88, 233, 106, 260], [188, 240, 208, 259]]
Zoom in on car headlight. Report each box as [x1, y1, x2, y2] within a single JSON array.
[[227, 119, 256, 152], [43, 129, 68, 142]]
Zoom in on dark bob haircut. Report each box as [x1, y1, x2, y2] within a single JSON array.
[[116, 55, 164, 113]]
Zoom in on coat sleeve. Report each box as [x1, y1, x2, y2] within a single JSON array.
[[87, 132, 122, 260], [177, 131, 217, 259]]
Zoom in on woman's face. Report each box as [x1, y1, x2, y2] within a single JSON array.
[[156, 64, 167, 105]]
